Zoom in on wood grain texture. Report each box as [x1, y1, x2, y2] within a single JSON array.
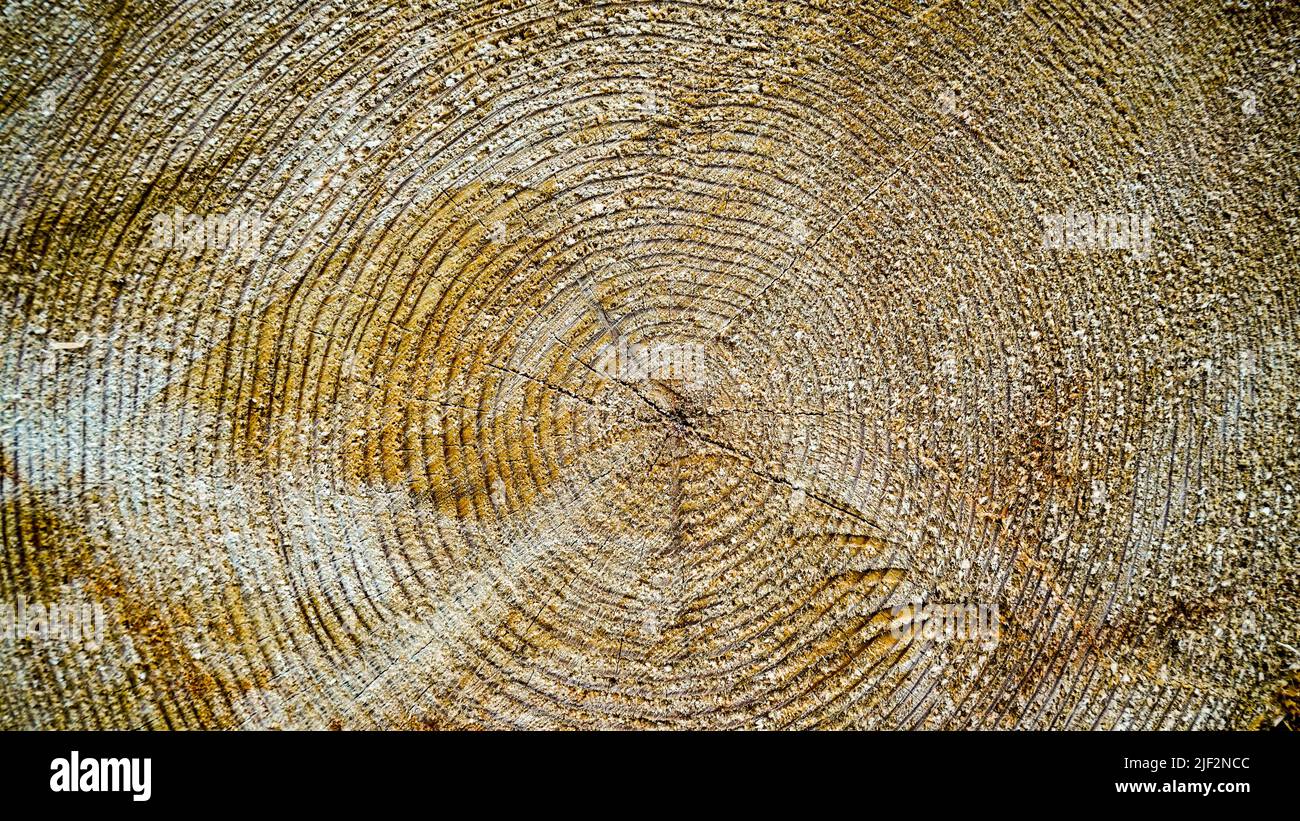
[[0, 0, 1297, 729]]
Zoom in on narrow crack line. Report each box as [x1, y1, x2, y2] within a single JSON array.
[[543, 328, 684, 425], [674, 424, 883, 531], [482, 360, 613, 414]]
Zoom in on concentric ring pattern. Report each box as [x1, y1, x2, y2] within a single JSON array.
[[0, 0, 1296, 729]]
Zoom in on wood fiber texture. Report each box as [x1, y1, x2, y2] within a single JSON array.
[[0, 0, 1297, 729]]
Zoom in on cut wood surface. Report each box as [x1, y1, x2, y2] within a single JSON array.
[[0, 0, 1296, 729]]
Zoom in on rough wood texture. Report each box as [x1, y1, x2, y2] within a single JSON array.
[[0, 0, 1296, 729]]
